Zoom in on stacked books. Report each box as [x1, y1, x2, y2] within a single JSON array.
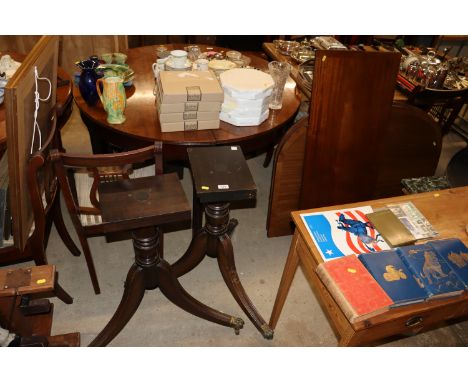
[[316, 238, 468, 323], [155, 71, 223, 132], [366, 202, 438, 247], [316, 254, 393, 323], [219, 68, 274, 126]]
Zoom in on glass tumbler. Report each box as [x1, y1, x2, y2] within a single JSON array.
[[268, 61, 291, 110], [188, 46, 201, 62]]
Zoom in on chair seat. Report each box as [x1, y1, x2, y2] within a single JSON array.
[[98, 174, 191, 234], [74, 165, 155, 227]]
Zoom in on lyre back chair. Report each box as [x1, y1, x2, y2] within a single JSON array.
[[50, 143, 163, 295]]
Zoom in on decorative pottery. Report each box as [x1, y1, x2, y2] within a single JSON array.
[[96, 76, 126, 124], [76, 58, 100, 106]]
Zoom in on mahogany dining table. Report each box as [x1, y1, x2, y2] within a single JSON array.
[[73, 44, 301, 165]]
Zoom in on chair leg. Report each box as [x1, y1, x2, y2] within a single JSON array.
[[53, 199, 81, 257], [263, 146, 275, 168], [77, 235, 101, 295], [32, 248, 47, 266], [53, 277, 74, 305]]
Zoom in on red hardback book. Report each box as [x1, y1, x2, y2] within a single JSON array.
[[316, 255, 393, 323]]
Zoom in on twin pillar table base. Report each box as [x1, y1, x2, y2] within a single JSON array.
[[89, 203, 272, 347], [89, 146, 273, 346]]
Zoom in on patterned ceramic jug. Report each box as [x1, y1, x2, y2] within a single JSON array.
[[96, 76, 126, 124]]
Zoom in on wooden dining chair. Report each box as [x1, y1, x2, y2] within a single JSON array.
[[50, 143, 163, 295], [0, 106, 79, 314], [27, 106, 82, 269], [0, 105, 81, 271], [407, 86, 468, 135]]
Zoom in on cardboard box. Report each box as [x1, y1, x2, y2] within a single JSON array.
[[159, 100, 222, 113], [159, 110, 220, 123], [158, 71, 224, 103], [160, 119, 220, 133], [155, 84, 221, 113]]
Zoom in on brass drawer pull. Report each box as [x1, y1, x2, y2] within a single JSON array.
[[405, 316, 423, 327]]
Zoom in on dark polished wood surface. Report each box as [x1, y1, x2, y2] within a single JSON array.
[[266, 103, 442, 237], [0, 52, 72, 149], [300, 50, 401, 210], [73, 44, 301, 161]]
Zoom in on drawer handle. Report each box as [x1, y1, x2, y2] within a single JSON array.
[[405, 316, 423, 327]]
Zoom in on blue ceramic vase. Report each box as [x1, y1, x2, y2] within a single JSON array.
[[76, 58, 100, 106]]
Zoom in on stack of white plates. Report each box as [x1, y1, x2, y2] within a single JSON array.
[[219, 68, 274, 126]]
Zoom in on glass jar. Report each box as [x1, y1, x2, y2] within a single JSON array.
[[226, 50, 242, 62], [428, 63, 449, 89]]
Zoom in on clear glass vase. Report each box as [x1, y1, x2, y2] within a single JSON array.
[[268, 61, 291, 110]]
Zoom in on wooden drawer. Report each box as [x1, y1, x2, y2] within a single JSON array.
[[353, 298, 468, 345]]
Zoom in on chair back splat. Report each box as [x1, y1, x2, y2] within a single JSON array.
[[49, 142, 165, 295]]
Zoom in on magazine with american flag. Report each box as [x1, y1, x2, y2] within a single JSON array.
[[300, 206, 391, 262]]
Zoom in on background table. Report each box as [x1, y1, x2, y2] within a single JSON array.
[[73, 44, 301, 164], [262, 42, 408, 102], [269, 186, 468, 346]]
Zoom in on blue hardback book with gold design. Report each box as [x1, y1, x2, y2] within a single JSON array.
[[428, 239, 468, 290], [358, 250, 428, 307], [396, 244, 465, 299]]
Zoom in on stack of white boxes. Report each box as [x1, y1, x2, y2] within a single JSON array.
[[219, 68, 274, 126], [155, 71, 223, 132]]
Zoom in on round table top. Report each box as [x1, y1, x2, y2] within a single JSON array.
[[73, 44, 301, 148], [0, 52, 72, 148]]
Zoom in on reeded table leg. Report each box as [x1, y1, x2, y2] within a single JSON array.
[[89, 227, 159, 346], [157, 259, 244, 332], [217, 236, 273, 339], [172, 231, 208, 278], [89, 264, 146, 347], [205, 203, 273, 339]]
